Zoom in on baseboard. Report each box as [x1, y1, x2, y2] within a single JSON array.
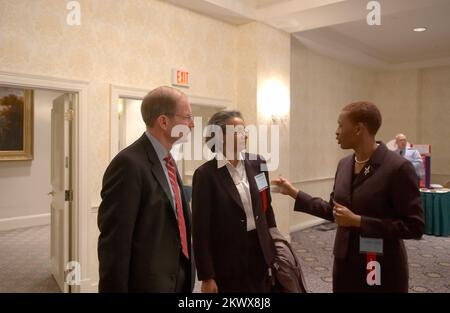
[[289, 218, 326, 234], [79, 279, 98, 293], [0, 213, 50, 231]]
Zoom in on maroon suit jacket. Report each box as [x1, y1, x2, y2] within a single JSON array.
[[294, 142, 424, 292]]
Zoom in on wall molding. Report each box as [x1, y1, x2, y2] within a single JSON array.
[[292, 176, 334, 184], [0, 213, 50, 231], [109, 84, 231, 160], [80, 279, 98, 293], [188, 94, 231, 108], [90, 204, 99, 214]]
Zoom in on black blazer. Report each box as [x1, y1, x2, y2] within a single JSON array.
[[192, 154, 276, 287], [97, 133, 195, 292], [294, 142, 424, 292]]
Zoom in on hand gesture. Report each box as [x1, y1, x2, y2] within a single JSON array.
[[332, 200, 361, 228], [270, 176, 299, 199]]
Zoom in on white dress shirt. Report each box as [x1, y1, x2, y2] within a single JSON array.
[[217, 156, 256, 231], [396, 147, 425, 180]]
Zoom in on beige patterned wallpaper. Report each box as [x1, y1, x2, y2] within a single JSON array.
[[371, 70, 420, 144], [419, 66, 450, 182], [0, 0, 238, 204]]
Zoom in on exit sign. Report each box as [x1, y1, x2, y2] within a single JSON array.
[[172, 69, 190, 88]]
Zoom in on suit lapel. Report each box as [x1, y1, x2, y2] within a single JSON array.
[[352, 162, 376, 189], [334, 156, 353, 207], [142, 133, 193, 259], [217, 162, 245, 211], [141, 134, 177, 220], [214, 156, 262, 216], [244, 158, 261, 216]]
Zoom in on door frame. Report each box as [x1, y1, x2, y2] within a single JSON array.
[[109, 84, 232, 160], [0, 71, 90, 292]]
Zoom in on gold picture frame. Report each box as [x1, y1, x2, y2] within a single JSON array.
[[0, 87, 34, 161]]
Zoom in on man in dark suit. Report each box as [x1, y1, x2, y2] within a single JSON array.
[[98, 86, 195, 292]]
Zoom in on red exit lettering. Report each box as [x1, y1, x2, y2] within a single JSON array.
[[177, 70, 189, 85]]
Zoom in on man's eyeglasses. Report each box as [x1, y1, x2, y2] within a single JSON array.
[[163, 113, 194, 121]]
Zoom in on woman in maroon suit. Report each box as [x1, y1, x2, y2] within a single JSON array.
[[192, 110, 276, 293], [272, 101, 424, 293]]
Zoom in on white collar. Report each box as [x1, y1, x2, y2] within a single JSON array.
[[216, 152, 245, 169]]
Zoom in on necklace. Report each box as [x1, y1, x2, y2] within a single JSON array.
[[354, 156, 369, 164], [354, 143, 379, 165]]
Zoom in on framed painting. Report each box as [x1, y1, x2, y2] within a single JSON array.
[[0, 87, 34, 161]]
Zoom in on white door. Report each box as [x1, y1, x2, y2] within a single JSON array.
[[50, 94, 73, 293]]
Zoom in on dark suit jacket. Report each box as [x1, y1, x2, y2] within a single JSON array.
[[97, 133, 195, 292], [192, 154, 276, 289], [294, 142, 424, 292]]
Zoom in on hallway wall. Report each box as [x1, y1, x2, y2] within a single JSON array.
[[0, 89, 63, 230]]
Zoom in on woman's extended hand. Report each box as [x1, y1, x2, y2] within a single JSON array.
[[270, 176, 299, 199]]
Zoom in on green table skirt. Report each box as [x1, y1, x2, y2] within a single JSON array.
[[421, 191, 450, 236]]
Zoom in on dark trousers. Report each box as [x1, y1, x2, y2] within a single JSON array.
[[175, 253, 191, 293], [219, 230, 271, 293]]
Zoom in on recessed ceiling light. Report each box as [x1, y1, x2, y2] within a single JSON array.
[[413, 27, 427, 32]]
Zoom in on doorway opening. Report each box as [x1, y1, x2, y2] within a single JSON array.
[[115, 95, 225, 185], [0, 86, 78, 293]]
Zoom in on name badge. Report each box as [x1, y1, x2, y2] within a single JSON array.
[[359, 237, 383, 255], [254, 173, 268, 192]]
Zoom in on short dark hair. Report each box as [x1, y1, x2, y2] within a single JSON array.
[[342, 101, 382, 135], [141, 86, 185, 127], [205, 110, 243, 152]]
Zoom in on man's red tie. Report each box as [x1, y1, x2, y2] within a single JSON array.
[[164, 154, 189, 259]]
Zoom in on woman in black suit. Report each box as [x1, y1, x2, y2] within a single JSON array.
[[272, 101, 424, 293], [192, 110, 276, 293]]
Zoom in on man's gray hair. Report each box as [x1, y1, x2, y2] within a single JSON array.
[[205, 110, 243, 153]]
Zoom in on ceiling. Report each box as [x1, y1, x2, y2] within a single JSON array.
[[163, 0, 450, 69], [239, 0, 292, 9]]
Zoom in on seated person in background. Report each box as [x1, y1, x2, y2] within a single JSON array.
[[395, 133, 424, 181]]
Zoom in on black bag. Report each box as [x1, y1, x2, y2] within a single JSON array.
[[269, 228, 309, 293]]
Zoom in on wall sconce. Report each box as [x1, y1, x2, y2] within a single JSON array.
[[270, 113, 288, 124], [258, 79, 289, 125]]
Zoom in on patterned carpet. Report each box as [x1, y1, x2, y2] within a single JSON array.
[[1, 224, 449, 293], [290, 222, 450, 293], [0, 225, 60, 293]]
